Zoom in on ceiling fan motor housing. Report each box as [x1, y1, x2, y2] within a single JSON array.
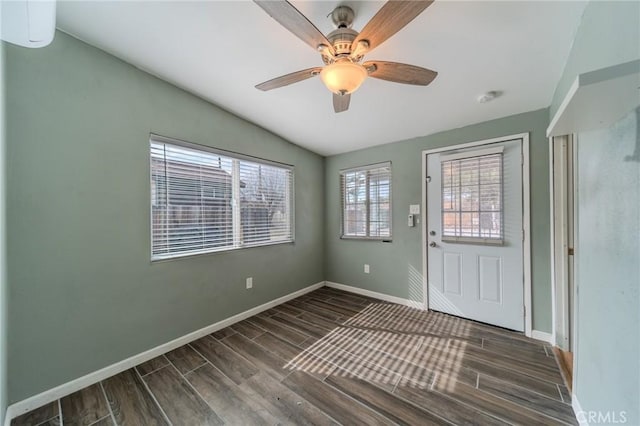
[[327, 28, 358, 57]]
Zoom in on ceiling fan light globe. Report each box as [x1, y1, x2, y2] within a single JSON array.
[[320, 61, 368, 95]]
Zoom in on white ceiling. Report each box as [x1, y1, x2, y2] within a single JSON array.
[[56, 1, 587, 156]]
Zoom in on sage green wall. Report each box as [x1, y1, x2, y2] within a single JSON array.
[[1, 38, 8, 425], [552, 2, 640, 420], [6, 31, 324, 402], [325, 108, 552, 332], [550, 0, 640, 119], [574, 109, 639, 424]]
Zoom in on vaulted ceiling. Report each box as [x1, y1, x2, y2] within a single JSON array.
[[57, 1, 587, 155]]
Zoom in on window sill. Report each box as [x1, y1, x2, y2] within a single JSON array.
[[340, 236, 393, 242], [441, 237, 503, 246], [151, 239, 295, 263]]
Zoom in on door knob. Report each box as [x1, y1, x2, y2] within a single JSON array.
[[429, 241, 437, 248]]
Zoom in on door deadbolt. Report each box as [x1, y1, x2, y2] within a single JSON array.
[[429, 230, 436, 236]]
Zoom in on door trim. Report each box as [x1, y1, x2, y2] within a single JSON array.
[[421, 133, 532, 337], [549, 134, 576, 350]]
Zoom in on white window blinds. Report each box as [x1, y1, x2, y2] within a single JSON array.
[[150, 136, 293, 260], [341, 162, 392, 239], [441, 151, 503, 243]]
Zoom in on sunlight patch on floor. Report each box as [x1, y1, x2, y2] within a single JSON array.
[[284, 302, 472, 391]]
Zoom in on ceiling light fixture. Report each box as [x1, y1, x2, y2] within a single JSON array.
[[320, 58, 368, 96]]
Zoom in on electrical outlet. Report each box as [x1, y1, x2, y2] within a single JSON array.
[[364, 264, 370, 274], [246, 277, 253, 289]]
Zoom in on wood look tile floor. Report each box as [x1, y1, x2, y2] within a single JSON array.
[[12, 288, 577, 426]]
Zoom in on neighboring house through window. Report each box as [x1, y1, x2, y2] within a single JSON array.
[[150, 135, 293, 260], [341, 162, 392, 239], [440, 147, 503, 244]]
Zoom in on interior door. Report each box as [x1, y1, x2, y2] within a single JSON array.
[[426, 139, 524, 331]]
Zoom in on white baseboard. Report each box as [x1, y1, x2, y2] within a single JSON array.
[[325, 281, 424, 309], [325, 282, 550, 343], [531, 330, 553, 344], [573, 394, 588, 426], [4, 281, 325, 426]]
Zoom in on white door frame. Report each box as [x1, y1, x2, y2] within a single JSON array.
[[421, 133, 532, 337], [569, 134, 580, 396], [549, 134, 576, 350]]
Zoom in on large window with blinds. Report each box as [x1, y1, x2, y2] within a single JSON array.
[[440, 148, 503, 243], [150, 136, 293, 260], [341, 162, 392, 239]]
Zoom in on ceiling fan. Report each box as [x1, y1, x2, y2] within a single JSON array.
[[254, 0, 438, 113]]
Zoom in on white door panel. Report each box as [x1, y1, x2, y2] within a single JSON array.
[[478, 256, 502, 303], [443, 252, 462, 295], [427, 139, 524, 331]]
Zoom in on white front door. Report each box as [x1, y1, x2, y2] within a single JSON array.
[[426, 139, 524, 331]]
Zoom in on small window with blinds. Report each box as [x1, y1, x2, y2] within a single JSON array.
[[341, 162, 392, 240], [441, 148, 503, 244], [150, 136, 293, 260]]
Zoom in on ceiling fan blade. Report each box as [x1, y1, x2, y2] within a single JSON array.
[[256, 67, 322, 91], [333, 93, 351, 113], [254, 1, 335, 55], [364, 61, 438, 86], [353, 1, 434, 53]]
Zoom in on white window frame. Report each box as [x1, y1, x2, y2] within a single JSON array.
[[440, 146, 504, 245], [340, 162, 392, 240], [149, 134, 294, 261]]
